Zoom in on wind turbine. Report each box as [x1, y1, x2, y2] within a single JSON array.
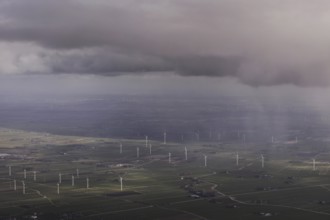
[[204, 155, 208, 167], [261, 154, 264, 168], [169, 152, 172, 164], [57, 183, 60, 195], [72, 175, 75, 187], [33, 171, 37, 182], [236, 152, 239, 166], [163, 131, 167, 144], [185, 147, 188, 161], [137, 147, 140, 158], [120, 176, 123, 191], [22, 181, 25, 195], [196, 131, 200, 142]]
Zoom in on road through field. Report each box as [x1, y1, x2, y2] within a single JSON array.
[[207, 180, 330, 217]]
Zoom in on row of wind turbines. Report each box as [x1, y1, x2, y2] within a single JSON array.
[[125, 134, 312, 171], [152, 130, 299, 144], [5, 166, 125, 195], [3, 133, 311, 197]]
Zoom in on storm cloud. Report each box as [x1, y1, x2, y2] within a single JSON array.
[[1, 0, 330, 86]]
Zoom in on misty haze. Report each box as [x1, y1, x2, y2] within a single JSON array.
[[1, 1, 330, 219]]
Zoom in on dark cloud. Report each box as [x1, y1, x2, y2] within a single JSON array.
[[47, 49, 172, 75], [0, 0, 330, 86], [171, 56, 241, 77]]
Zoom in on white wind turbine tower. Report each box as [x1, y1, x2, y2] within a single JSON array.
[[33, 171, 37, 182], [185, 147, 188, 161], [120, 176, 123, 191], [72, 175, 75, 187], [137, 147, 140, 158], [261, 154, 264, 168], [168, 152, 172, 164], [22, 181, 25, 195], [236, 152, 239, 166], [145, 136, 148, 148], [86, 177, 89, 189], [149, 144, 152, 155], [313, 158, 316, 171], [196, 132, 200, 142], [163, 131, 167, 144], [204, 155, 208, 167], [120, 142, 123, 154], [57, 183, 60, 195]]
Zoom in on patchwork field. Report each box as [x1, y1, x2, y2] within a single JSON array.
[[0, 128, 330, 219]]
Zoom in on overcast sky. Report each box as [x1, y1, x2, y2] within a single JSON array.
[[1, 0, 330, 97]]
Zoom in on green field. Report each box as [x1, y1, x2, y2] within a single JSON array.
[[1, 128, 330, 219]]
